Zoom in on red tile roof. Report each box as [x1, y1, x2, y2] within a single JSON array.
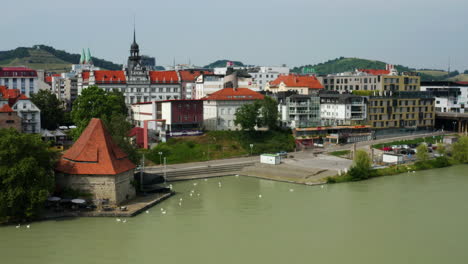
[[178, 70, 211, 82], [358, 69, 390, 75], [270, 74, 324, 89], [55, 118, 135, 175], [94, 70, 126, 84], [80, 71, 126, 84], [0, 104, 14, 113], [0, 86, 29, 106], [149, 71, 179, 84], [203, 88, 264, 101], [45, 74, 61, 84]]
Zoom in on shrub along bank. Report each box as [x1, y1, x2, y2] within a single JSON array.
[[328, 135, 468, 184], [147, 130, 295, 165]]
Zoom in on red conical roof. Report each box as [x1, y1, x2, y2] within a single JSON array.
[[56, 118, 135, 175]]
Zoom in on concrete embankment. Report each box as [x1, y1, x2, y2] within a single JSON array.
[[240, 163, 331, 185], [159, 162, 255, 181]]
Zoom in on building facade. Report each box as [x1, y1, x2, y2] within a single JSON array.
[[319, 92, 367, 126], [277, 94, 321, 128], [319, 65, 420, 93], [0, 67, 39, 97], [77, 31, 182, 105], [420, 81, 468, 113], [195, 69, 255, 99], [367, 91, 435, 129], [265, 74, 324, 95], [132, 99, 203, 133], [203, 87, 264, 131], [0, 86, 41, 133], [0, 104, 21, 131]]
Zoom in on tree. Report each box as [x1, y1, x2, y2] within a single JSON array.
[[451, 136, 468, 163], [234, 101, 261, 131], [259, 96, 279, 130], [416, 144, 429, 162], [348, 150, 372, 180], [71, 85, 127, 139], [0, 129, 55, 221], [103, 114, 140, 163], [436, 143, 446, 156], [30, 90, 64, 130]]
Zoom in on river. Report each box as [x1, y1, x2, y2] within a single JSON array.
[[1, 165, 468, 264]]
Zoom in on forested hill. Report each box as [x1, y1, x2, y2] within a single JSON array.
[[0, 45, 122, 72], [203, 59, 245, 68], [291, 57, 465, 81], [291, 57, 412, 75]]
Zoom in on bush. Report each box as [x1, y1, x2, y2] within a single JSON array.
[[348, 150, 372, 180]]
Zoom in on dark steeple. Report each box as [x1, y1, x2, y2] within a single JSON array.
[[128, 26, 141, 71]]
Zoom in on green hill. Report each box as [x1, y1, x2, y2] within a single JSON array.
[[0, 45, 122, 72], [291, 57, 412, 75], [203, 59, 244, 69], [291, 57, 464, 82]]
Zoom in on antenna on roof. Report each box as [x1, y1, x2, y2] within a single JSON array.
[[448, 56, 451, 75]]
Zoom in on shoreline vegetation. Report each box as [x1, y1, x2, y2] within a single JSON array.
[[146, 130, 295, 165], [327, 135, 468, 184]]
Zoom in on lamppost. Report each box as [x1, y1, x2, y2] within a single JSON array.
[[158, 152, 163, 166], [140, 153, 145, 192], [250, 144, 254, 156], [163, 157, 167, 181]]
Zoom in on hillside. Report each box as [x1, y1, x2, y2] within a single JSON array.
[[291, 57, 464, 81], [203, 59, 244, 69], [0, 45, 122, 72]]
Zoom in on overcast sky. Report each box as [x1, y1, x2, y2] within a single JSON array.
[[1, 0, 468, 70]]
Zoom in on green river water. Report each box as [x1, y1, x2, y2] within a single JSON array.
[[1, 165, 468, 264]]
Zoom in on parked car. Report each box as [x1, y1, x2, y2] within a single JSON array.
[[277, 151, 288, 158]]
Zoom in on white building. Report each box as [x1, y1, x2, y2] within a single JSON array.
[[0, 86, 41, 133], [203, 87, 264, 131], [420, 81, 468, 113], [248, 66, 289, 90], [0, 67, 39, 97], [195, 69, 256, 99], [319, 92, 367, 126]]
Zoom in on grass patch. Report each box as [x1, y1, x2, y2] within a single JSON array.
[[147, 130, 295, 165], [372, 135, 444, 149], [329, 150, 350, 157]]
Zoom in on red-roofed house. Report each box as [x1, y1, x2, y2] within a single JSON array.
[[265, 74, 324, 95], [203, 87, 264, 130], [0, 67, 39, 96], [0, 104, 21, 131], [0, 85, 41, 133], [178, 70, 212, 99], [55, 118, 136, 205]]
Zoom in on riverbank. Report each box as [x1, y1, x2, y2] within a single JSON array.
[[1, 192, 174, 226], [326, 157, 459, 184]]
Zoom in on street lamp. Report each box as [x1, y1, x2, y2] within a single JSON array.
[[158, 151, 163, 165], [250, 144, 254, 156]]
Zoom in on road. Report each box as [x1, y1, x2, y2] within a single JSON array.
[[143, 131, 449, 173]]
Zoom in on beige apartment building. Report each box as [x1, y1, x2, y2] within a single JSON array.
[[319, 65, 420, 92]]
